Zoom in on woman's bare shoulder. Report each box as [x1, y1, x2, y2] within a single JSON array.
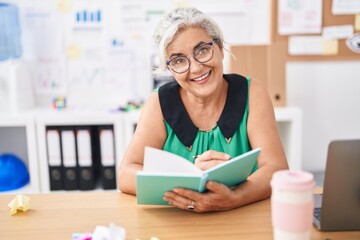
[[141, 91, 162, 116], [248, 78, 273, 107], [248, 78, 268, 96], [133, 91, 166, 145]]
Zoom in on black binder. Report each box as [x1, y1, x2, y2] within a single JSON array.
[[46, 127, 63, 190], [76, 126, 96, 190], [60, 127, 78, 190], [98, 125, 116, 189]]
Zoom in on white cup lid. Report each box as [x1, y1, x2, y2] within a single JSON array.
[[271, 170, 315, 191]]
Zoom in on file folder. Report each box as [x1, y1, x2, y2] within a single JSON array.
[[99, 126, 116, 189], [46, 128, 63, 190], [76, 127, 96, 190], [61, 128, 78, 190]]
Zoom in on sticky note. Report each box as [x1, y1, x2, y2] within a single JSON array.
[[322, 39, 339, 55], [57, 0, 71, 13], [8, 195, 30, 215], [66, 45, 82, 60], [355, 15, 360, 31]]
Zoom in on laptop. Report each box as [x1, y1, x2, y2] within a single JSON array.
[[313, 139, 360, 231]]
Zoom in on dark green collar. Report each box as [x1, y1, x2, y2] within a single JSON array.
[[159, 74, 248, 148]]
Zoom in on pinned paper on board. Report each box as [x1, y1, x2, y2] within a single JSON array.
[[278, 0, 323, 35], [322, 25, 354, 39], [288, 36, 338, 56], [332, 0, 360, 15], [8, 194, 30, 215]]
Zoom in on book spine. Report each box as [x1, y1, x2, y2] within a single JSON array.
[[198, 173, 209, 192]]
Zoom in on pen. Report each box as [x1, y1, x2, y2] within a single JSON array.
[[193, 154, 232, 160]]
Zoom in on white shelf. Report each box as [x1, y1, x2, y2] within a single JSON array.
[[0, 106, 302, 194], [0, 114, 40, 194], [0, 183, 34, 195], [274, 107, 303, 170]]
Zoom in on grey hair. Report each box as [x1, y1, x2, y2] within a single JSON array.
[[153, 8, 224, 73]]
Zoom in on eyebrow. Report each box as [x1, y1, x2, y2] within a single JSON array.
[[168, 41, 208, 59]]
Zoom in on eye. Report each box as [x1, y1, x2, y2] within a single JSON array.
[[197, 46, 210, 56], [199, 47, 209, 54], [172, 57, 186, 66]]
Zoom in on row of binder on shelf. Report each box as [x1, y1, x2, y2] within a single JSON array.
[[46, 125, 117, 191]]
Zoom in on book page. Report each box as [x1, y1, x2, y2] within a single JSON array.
[[143, 147, 202, 174]]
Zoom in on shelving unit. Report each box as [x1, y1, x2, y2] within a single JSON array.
[[0, 114, 39, 194], [274, 107, 302, 170], [34, 108, 124, 193], [0, 106, 302, 194]]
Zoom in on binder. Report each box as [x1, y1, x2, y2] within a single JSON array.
[[46, 128, 63, 190], [76, 127, 96, 190], [61, 128, 78, 190], [99, 126, 116, 189]]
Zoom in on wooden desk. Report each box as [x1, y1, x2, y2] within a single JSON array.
[[0, 192, 359, 240]]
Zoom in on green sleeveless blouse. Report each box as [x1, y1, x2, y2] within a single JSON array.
[[158, 74, 257, 172]]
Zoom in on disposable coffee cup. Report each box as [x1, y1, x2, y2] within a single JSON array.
[[270, 170, 315, 240]]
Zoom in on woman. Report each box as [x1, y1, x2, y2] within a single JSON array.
[[118, 8, 288, 212]]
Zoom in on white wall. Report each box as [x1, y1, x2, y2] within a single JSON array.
[[286, 61, 360, 172]]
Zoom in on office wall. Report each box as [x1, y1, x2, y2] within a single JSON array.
[[287, 61, 360, 172], [1, 0, 270, 108], [2, 0, 360, 172]]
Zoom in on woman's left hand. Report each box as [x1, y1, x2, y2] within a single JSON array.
[[163, 181, 236, 213]]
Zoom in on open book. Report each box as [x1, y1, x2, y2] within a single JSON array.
[[136, 147, 261, 205]]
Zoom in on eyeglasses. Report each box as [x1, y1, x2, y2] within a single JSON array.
[[166, 39, 218, 74]]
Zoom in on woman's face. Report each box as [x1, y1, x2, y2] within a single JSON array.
[[166, 27, 224, 97]]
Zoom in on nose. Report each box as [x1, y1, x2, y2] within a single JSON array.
[[189, 56, 203, 73]]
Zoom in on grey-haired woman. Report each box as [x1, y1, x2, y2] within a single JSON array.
[[118, 8, 288, 213]]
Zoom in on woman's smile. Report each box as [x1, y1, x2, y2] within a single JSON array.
[[191, 70, 211, 84]]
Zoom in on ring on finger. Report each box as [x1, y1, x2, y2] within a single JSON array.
[[187, 200, 195, 210]]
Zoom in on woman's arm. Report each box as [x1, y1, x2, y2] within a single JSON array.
[[117, 92, 166, 195], [228, 78, 289, 206]]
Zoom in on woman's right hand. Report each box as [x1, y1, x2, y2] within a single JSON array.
[[194, 150, 231, 171]]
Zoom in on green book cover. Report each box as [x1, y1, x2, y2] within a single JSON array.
[[136, 147, 261, 205]]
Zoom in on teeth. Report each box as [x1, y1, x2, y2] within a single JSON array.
[[194, 72, 209, 81]]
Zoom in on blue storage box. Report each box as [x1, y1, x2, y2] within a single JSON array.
[[0, 3, 22, 61]]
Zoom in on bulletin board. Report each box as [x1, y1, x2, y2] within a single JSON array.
[[230, 0, 360, 107], [275, 0, 360, 61]]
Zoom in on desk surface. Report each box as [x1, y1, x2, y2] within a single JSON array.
[[0, 192, 359, 240]]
